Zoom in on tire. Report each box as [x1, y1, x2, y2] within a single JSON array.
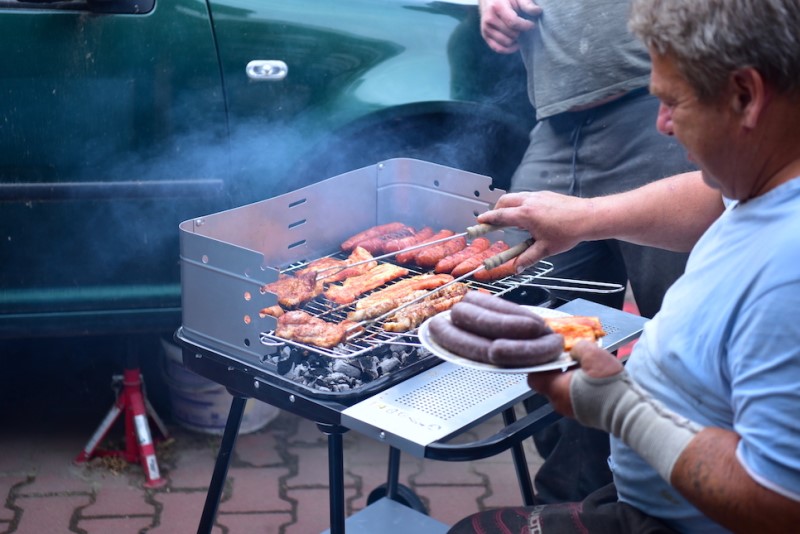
[[366, 482, 428, 514]]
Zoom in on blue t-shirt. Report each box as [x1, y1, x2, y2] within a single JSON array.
[[610, 178, 800, 533]]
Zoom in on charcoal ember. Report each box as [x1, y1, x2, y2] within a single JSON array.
[[378, 357, 401, 374], [331, 360, 362, 379], [325, 371, 351, 383]]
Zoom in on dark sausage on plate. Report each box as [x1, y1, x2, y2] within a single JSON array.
[[427, 290, 564, 368], [428, 314, 492, 363], [450, 301, 549, 340], [488, 334, 565, 367]]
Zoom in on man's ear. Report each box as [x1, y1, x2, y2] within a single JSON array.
[[730, 67, 767, 129]]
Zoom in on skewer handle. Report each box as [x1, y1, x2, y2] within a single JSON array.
[[465, 223, 503, 239], [483, 239, 534, 270]]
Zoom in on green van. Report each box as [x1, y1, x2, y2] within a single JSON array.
[[0, 0, 532, 342]]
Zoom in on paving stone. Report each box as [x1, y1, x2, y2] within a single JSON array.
[[83, 484, 154, 517], [217, 511, 292, 533], [219, 467, 291, 513], [286, 417, 328, 447], [234, 430, 285, 467], [283, 486, 356, 534], [148, 490, 220, 534], [472, 460, 531, 509], [14, 495, 91, 534], [287, 447, 356, 489], [18, 472, 94, 495], [163, 446, 217, 489], [412, 459, 483, 486], [80, 516, 153, 533], [0, 475, 27, 521]]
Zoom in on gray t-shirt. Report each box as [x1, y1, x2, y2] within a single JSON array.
[[519, 0, 651, 120]]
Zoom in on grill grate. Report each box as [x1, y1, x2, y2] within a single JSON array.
[[259, 257, 554, 359]]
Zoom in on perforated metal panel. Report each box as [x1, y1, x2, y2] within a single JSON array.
[[342, 299, 648, 457], [342, 362, 530, 456]]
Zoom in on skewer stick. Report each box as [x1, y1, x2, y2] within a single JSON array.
[[313, 223, 504, 280], [345, 239, 533, 333]]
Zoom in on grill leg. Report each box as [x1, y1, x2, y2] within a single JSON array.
[[385, 447, 402, 500], [198, 394, 246, 534], [317, 423, 348, 534], [502, 407, 536, 506]]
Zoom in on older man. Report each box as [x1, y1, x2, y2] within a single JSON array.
[[450, 0, 800, 532]]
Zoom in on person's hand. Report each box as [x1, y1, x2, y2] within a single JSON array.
[[478, 0, 542, 54], [477, 191, 592, 272], [527, 340, 623, 418]]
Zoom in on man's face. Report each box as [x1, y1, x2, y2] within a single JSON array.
[[649, 52, 741, 197]]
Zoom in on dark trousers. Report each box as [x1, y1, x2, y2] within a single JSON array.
[[448, 483, 678, 534]]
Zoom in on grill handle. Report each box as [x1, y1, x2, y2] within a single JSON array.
[[424, 401, 561, 461]]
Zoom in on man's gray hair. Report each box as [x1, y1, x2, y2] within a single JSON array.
[[629, 0, 800, 100]]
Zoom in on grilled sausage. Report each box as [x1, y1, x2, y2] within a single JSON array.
[[342, 222, 407, 251], [488, 333, 565, 367], [473, 258, 518, 282], [355, 226, 415, 254], [383, 226, 434, 253], [428, 314, 492, 363], [396, 229, 455, 264], [450, 301, 549, 340], [416, 236, 466, 269], [435, 237, 491, 273], [451, 241, 509, 277], [461, 290, 545, 319]]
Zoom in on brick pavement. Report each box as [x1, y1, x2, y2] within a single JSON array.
[[2, 291, 642, 533], [1, 404, 545, 534]]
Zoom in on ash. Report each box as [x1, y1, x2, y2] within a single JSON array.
[[267, 343, 432, 394]]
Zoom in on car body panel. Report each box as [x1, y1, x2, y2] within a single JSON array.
[[0, 0, 532, 338]]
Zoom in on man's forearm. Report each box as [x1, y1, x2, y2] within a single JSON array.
[[571, 367, 800, 533], [671, 428, 800, 533], [583, 171, 722, 252]]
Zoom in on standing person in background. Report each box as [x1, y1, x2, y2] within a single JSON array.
[[451, 0, 800, 531], [477, 0, 696, 504]]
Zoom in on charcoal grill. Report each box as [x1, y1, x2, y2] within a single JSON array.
[[174, 159, 648, 533]]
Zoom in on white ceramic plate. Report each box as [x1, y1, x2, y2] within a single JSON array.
[[417, 306, 580, 374]]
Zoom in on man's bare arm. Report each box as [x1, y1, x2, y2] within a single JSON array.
[[529, 342, 800, 534], [671, 429, 800, 533], [479, 171, 723, 271]]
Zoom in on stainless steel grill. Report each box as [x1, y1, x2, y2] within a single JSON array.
[[178, 158, 552, 399]]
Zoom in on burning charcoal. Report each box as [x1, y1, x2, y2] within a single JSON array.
[[378, 357, 401, 374], [325, 372, 349, 383], [331, 360, 361, 379], [279, 346, 293, 361]]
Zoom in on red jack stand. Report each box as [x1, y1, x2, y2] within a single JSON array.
[[75, 368, 169, 488]]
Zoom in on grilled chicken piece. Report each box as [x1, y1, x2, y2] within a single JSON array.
[[348, 289, 429, 322], [260, 305, 284, 318], [544, 316, 606, 351], [275, 310, 360, 349], [383, 283, 469, 332], [347, 273, 454, 321], [324, 263, 409, 305], [263, 271, 322, 308], [297, 246, 376, 283]]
